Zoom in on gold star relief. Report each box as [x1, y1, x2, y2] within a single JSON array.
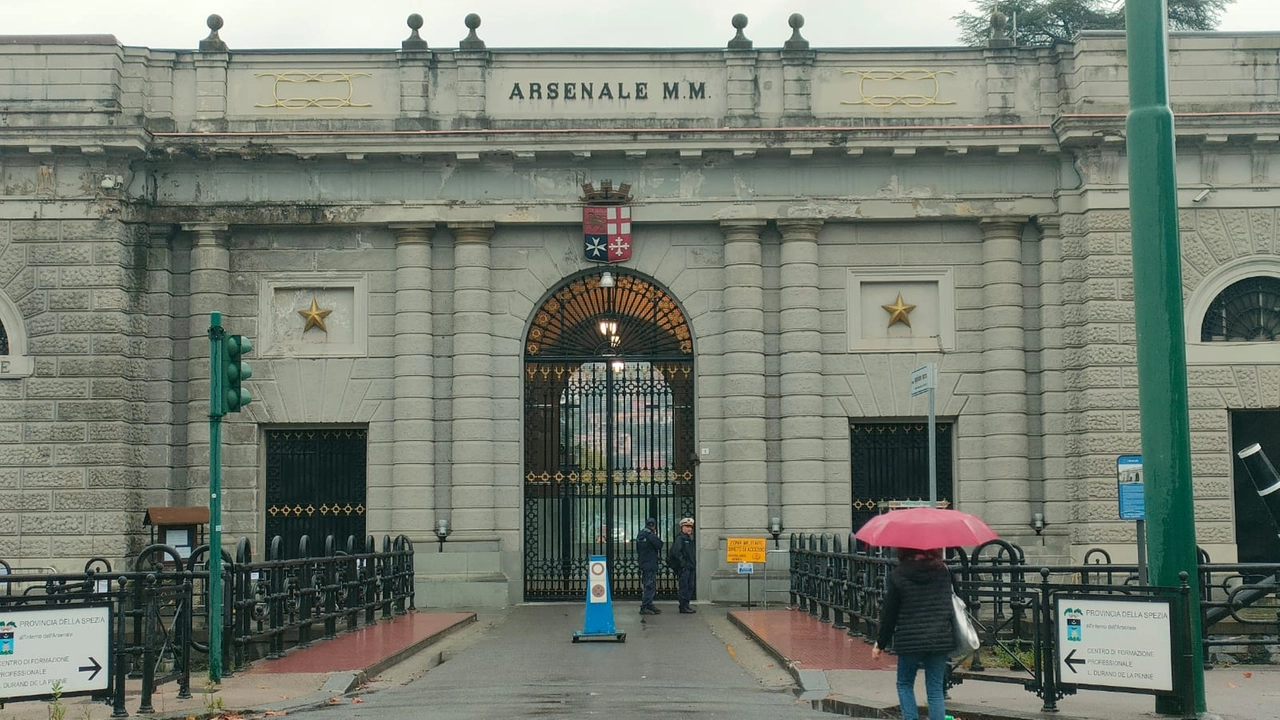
[[882, 293, 916, 328], [298, 297, 332, 334]]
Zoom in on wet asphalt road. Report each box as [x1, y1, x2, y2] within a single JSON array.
[[295, 603, 833, 720]]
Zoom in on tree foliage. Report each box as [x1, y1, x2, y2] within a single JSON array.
[[954, 0, 1234, 47]]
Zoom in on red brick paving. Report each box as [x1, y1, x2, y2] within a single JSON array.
[[244, 611, 475, 674], [729, 607, 896, 671]]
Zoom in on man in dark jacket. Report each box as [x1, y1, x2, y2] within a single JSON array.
[[871, 547, 955, 720], [671, 517, 697, 613], [635, 517, 663, 615]]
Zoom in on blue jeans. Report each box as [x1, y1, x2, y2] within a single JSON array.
[[894, 651, 948, 720]]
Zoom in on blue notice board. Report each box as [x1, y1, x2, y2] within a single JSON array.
[[1117, 455, 1145, 521]]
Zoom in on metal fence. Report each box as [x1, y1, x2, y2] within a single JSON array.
[[788, 533, 1279, 715], [0, 533, 415, 716]]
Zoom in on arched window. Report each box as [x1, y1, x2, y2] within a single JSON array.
[[1200, 276, 1280, 342], [0, 291, 32, 378]]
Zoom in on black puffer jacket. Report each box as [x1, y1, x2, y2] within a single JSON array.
[[875, 559, 955, 655]]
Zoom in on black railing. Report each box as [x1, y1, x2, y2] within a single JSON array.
[[788, 533, 1280, 715], [0, 533, 416, 716]]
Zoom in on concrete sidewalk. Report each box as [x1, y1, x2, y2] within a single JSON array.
[[729, 607, 1277, 720], [0, 611, 477, 720]]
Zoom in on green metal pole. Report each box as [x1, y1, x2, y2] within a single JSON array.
[[1123, 1, 1205, 714], [207, 312, 225, 684]]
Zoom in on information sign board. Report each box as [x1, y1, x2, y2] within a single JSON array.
[[0, 605, 111, 701], [910, 365, 935, 397], [736, 562, 754, 575], [725, 538, 766, 564], [1055, 595, 1172, 692], [1117, 455, 1145, 521]]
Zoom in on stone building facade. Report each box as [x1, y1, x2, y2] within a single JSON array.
[[0, 15, 1277, 606]]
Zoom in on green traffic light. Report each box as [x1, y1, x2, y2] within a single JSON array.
[[224, 334, 254, 412]]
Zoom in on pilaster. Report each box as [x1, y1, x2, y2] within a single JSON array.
[[984, 45, 1019, 118], [193, 18, 229, 132], [979, 217, 1031, 532], [720, 219, 767, 533], [780, 14, 814, 122], [449, 222, 495, 535], [145, 224, 180, 504], [182, 222, 229, 499], [1034, 216, 1070, 546], [391, 224, 436, 535], [455, 16, 489, 128], [777, 220, 824, 532]]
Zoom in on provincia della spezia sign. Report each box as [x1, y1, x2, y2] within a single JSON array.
[[1055, 595, 1173, 692], [0, 605, 111, 701]]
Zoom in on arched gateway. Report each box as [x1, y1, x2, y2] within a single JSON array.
[[523, 269, 695, 601]]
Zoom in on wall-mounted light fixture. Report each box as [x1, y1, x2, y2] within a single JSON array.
[[1030, 512, 1046, 536], [1192, 188, 1213, 203], [599, 271, 616, 288], [435, 518, 451, 552], [769, 516, 783, 548]]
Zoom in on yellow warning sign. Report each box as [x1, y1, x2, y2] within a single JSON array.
[[725, 537, 767, 563]]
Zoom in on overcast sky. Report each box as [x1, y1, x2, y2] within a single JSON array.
[[1, 0, 1277, 50]]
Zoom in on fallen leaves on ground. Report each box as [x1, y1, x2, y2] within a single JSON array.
[[352, 697, 363, 703], [1243, 672, 1253, 678], [263, 710, 287, 716], [327, 697, 342, 705]]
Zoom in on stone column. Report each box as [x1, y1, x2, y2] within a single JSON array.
[[777, 220, 825, 532], [979, 217, 1031, 530], [449, 222, 495, 535], [720, 220, 768, 534], [183, 223, 229, 501], [391, 224, 435, 537]]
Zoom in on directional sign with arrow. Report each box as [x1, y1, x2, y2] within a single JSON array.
[[1055, 595, 1172, 692], [1063, 648, 1086, 673], [0, 605, 111, 702], [79, 656, 103, 682]]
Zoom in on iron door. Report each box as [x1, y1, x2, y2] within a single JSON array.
[[850, 421, 955, 534], [264, 428, 367, 557], [523, 271, 695, 601]]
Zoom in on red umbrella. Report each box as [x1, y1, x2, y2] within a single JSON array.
[[854, 507, 998, 550]]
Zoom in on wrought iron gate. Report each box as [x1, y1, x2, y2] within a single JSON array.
[[849, 421, 954, 533], [524, 271, 695, 601], [264, 428, 367, 557]]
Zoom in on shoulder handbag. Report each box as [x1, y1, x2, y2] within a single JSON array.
[[951, 592, 981, 659]]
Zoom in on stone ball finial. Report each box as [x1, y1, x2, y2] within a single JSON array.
[[992, 11, 1008, 35], [200, 13, 227, 52], [728, 13, 752, 49], [461, 13, 485, 50], [988, 10, 1014, 47], [403, 12, 428, 50], [784, 13, 809, 50]]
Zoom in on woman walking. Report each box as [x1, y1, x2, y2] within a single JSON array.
[[871, 547, 954, 720]]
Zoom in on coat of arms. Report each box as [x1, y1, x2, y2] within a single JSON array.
[[582, 181, 633, 264]]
